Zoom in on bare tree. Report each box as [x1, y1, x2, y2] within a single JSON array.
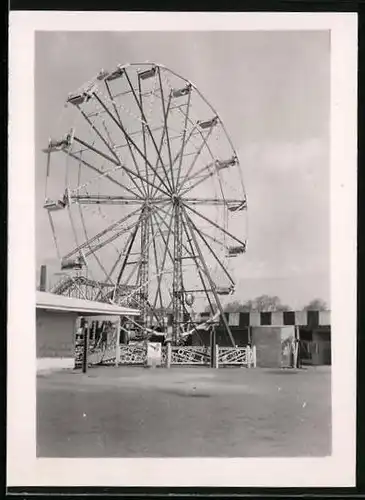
[[303, 298, 328, 311], [204, 294, 291, 313]]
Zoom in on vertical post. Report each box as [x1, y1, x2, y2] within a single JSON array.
[[166, 341, 172, 368], [172, 202, 183, 344], [210, 325, 217, 368], [73, 317, 79, 369], [90, 321, 95, 345], [75, 317, 83, 369], [252, 345, 257, 368], [82, 320, 89, 374], [39, 265, 47, 291], [140, 207, 150, 332], [115, 317, 121, 366], [293, 341, 298, 369], [144, 339, 148, 367], [215, 344, 219, 369], [295, 325, 299, 368]]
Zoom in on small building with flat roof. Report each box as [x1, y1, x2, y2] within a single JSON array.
[[36, 291, 140, 372]]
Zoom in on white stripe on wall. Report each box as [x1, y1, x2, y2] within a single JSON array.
[[228, 312, 240, 326], [250, 312, 261, 326], [319, 311, 331, 326], [295, 311, 308, 326], [271, 311, 284, 326]]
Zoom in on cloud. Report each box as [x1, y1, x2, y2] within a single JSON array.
[[233, 137, 330, 286]]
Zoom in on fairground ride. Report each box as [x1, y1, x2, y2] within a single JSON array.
[[43, 62, 247, 346]]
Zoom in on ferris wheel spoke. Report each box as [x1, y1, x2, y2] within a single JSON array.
[[94, 230, 136, 301], [150, 215, 174, 315], [175, 90, 192, 189], [115, 212, 143, 287], [182, 197, 246, 207], [152, 67, 175, 195], [196, 227, 226, 249], [154, 205, 203, 272], [179, 166, 217, 197], [172, 104, 217, 158], [93, 92, 172, 196], [73, 135, 119, 167], [77, 107, 121, 163], [152, 209, 184, 336], [113, 201, 169, 290], [79, 208, 142, 261], [68, 146, 167, 198], [176, 126, 214, 192], [83, 217, 141, 258], [154, 91, 214, 170], [65, 150, 134, 196], [124, 204, 172, 291], [122, 70, 174, 193], [150, 215, 164, 312], [179, 213, 215, 314], [122, 254, 143, 288], [171, 123, 198, 166], [184, 202, 247, 249], [150, 93, 173, 198], [178, 161, 216, 195], [77, 201, 114, 285], [180, 206, 235, 347], [150, 209, 174, 313], [92, 201, 168, 263], [186, 212, 235, 286], [146, 299, 166, 331], [137, 77, 150, 197], [70, 194, 148, 205], [153, 87, 201, 156], [104, 80, 148, 198], [74, 134, 145, 199], [76, 105, 147, 198], [153, 206, 213, 321], [147, 205, 174, 303], [63, 206, 141, 260]]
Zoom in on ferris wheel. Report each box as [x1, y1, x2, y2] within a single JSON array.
[[43, 62, 247, 346]]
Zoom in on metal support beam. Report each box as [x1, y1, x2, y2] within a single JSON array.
[[139, 206, 150, 331], [172, 201, 183, 343], [182, 207, 235, 347]]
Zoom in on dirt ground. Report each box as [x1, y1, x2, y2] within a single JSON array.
[[37, 365, 331, 457]]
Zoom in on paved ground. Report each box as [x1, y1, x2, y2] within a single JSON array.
[[37, 366, 331, 457]]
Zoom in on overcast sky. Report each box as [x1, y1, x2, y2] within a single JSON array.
[[35, 30, 330, 309]]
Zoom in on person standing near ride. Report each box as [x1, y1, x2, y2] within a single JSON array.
[[101, 321, 112, 352]]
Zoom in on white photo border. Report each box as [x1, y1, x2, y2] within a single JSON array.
[[8, 11, 357, 487]]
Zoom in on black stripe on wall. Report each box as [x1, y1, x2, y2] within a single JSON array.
[[260, 312, 271, 326], [307, 310, 319, 328], [283, 311, 295, 325], [239, 312, 250, 326]]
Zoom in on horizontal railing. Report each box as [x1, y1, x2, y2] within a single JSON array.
[[75, 340, 256, 369]]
